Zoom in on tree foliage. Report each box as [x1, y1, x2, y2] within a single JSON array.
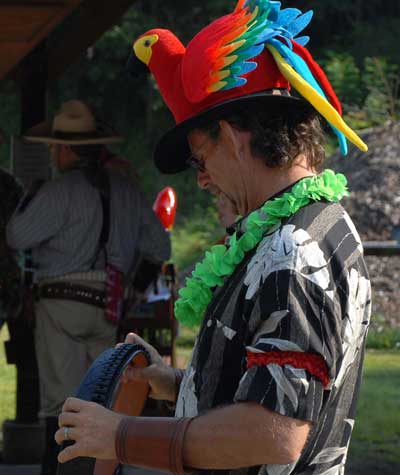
[[0, 0, 399, 237]]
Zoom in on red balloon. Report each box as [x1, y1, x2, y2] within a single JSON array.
[[153, 187, 177, 231]]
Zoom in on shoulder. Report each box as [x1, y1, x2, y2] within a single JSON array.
[[244, 201, 363, 299], [283, 200, 362, 253]]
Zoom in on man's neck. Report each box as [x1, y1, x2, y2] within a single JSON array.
[[239, 155, 315, 215]]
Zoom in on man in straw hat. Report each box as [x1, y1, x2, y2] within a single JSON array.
[[55, 2, 371, 474], [7, 99, 171, 474]]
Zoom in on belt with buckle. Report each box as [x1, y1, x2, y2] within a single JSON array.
[[39, 282, 107, 309]]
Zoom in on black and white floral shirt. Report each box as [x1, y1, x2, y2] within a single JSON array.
[[176, 199, 371, 475]]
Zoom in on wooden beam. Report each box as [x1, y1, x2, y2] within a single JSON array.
[[0, 6, 64, 42], [48, 0, 136, 81], [4, 1, 66, 4], [0, 1, 83, 80]]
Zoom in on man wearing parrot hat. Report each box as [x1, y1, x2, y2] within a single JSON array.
[[56, 2, 371, 474]]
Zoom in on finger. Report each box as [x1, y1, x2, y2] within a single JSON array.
[[124, 332, 141, 344], [58, 442, 83, 464], [54, 426, 78, 445], [62, 397, 85, 413], [58, 412, 81, 429], [54, 428, 64, 445]]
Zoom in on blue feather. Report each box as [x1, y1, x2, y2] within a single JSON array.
[[236, 44, 265, 61], [278, 34, 293, 49], [268, 39, 348, 153], [337, 132, 348, 155], [294, 36, 310, 46], [277, 8, 302, 25], [286, 11, 313, 37], [267, 2, 282, 22], [231, 61, 258, 76], [221, 76, 248, 92], [255, 28, 279, 44]]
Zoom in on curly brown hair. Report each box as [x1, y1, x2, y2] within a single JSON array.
[[199, 103, 326, 171]]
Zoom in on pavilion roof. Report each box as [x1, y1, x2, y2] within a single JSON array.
[[0, 0, 135, 81]]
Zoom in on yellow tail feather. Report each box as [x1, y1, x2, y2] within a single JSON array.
[[267, 45, 368, 153]]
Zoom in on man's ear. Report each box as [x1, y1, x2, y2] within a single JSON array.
[[218, 120, 242, 160], [218, 120, 249, 161]]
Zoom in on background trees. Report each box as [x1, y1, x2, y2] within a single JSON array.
[[0, 0, 399, 266]]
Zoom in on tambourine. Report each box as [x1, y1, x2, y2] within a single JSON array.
[[57, 343, 150, 475]]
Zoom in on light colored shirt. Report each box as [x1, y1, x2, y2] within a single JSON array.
[[7, 169, 171, 280]]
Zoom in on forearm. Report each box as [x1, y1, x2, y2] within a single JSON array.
[[184, 402, 310, 468], [116, 401, 311, 470]]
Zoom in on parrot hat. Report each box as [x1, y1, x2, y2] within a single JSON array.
[[129, 0, 368, 174]]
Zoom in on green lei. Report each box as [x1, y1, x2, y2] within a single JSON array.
[[175, 169, 349, 328]]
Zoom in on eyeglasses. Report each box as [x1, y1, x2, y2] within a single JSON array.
[[186, 154, 206, 172], [185, 133, 217, 173]]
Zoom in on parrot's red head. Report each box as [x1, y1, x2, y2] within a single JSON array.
[[129, 0, 367, 174], [134, 29, 184, 68], [133, 29, 193, 124]]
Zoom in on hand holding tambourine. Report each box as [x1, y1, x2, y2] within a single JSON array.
[[56, 333, 176, 474]]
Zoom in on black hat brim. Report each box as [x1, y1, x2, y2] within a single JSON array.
[[154, 91, 312, 174]]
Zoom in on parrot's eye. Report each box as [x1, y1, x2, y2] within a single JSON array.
[[144, 39, 151, 47]]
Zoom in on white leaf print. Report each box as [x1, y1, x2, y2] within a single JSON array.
[[214, 318, 237, 340], [222, 325, 237, 340], [276, 377, 286, 414], [311, 446, 347, 464], [245, 224, 331, 300], [335, 268, 371, 389], [267, 460, 297, 475], [317, 464, 344, 475], [246, 346, 268, 354], [345, 418, 355, 431], [251, 338, 303, 352], [253, 310, 289, 340], [175, 352, 198, 418], [267, 363, 298, 412], [342, 210, 363, 254], [287, 366, 309, 395]]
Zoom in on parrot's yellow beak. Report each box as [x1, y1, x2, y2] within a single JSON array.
[[133, 34, 159, 66]]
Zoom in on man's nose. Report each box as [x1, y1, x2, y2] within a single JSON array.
[[197, 169, 211, 190]]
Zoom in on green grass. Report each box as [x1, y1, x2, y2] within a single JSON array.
[[0, 326, 16, 427], [350, 350, 400, 465]]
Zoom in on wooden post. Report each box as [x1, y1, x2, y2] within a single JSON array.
[[17, 39, 48, 423], [2, 40, 48, 464]]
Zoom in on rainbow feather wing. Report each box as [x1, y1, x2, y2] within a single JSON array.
[[182, 0, 313, 103], [207, 0, 314, 93], [182, 0, 367, 154]]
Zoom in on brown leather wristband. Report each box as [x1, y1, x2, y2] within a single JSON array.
[[115, 416, 194, 474]]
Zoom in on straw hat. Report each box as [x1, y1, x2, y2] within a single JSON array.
[[24, 100, 123, 145]]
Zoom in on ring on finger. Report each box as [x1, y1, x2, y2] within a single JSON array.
[[64, 426, 72, 441]]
